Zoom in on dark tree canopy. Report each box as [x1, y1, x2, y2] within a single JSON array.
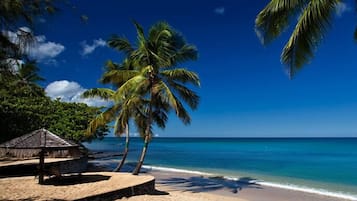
[[0, 69, 109, 143]]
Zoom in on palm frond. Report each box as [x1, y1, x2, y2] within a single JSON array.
[[107, 35, 134, 56], [168, 81, 199, 110], [172, 44, 198, 65], [148, 21, 171, 43], [86, 105, 120, 136], [152, 109, 168, 129], [153, 81, 178, 111], [103, 60, 120, 71], [113, 74, 148, 102], [133, 21, 146, 45], [161, 68, 200, 86], [255, 0, 302, 45], [281, 0, 339, 78], [174, 98, 191, 125], [100, 69, 139, 85], [81, 88, 115, 100]]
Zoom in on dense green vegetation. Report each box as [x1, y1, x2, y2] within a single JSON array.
[[0, 69, 109, 143]]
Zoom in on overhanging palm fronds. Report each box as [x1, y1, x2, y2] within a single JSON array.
[[281, 0, 339, 78], [255, 0, 302, 45], [255, 0, 341, 78]]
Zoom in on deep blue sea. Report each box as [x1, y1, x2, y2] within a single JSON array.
[[83, 137, 357, 200]]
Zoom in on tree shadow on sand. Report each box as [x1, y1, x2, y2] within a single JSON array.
[[43, 174, 111, 186], [157, 176, 262, 194]]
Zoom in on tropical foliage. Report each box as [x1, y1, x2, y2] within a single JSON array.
[[0, 70, 109, 143], [255, 0, 352, 78]]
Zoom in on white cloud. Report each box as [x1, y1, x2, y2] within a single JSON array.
[[29, 36, 65, 61], [2, 27, 65, 65], [335, 2, 351, 17], [80, 38, 106, 56], [214, 7, 225, 15], [45, 80, 111, 107]]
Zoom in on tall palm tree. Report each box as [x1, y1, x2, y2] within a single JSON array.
[[255, 0, 342, 78], [110, 21, 200, 175]]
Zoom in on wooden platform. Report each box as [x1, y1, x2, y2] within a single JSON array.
[[0, 172, 155, 201]]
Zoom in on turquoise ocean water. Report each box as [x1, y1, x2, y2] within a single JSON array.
[[84, 137, 357, 200]]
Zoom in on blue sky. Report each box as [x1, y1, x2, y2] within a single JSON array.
[[27, 0, 357, 137]]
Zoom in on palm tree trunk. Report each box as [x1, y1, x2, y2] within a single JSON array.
[[113, 124, 129, 172], [132, 133, 150, 175]]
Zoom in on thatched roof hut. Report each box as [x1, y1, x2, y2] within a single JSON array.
[[0, 128, 84, 184], [0, 128, 80, 158]]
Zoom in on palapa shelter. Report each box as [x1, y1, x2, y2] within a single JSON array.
[[0, 128, 81, 184]]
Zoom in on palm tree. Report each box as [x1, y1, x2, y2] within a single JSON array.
[[82, 87, 144, 172], [82, 59, 138, 172], [109, 21, 200, 175], [255, 0, 342, 78]]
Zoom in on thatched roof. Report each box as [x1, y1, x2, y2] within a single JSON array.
[[0, 128, 79, 158]]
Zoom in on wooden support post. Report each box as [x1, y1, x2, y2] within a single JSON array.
[[39, 149, 45, 184]]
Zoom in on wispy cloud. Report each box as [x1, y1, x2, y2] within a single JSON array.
[[45, 80, 111, 107], [335, 2, 351, 17], [214, 7, 225, 15], [80, 38, 106, 56]]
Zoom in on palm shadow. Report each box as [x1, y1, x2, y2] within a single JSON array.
[[157, 175, 262, 194], [43, 174, 111, 186]]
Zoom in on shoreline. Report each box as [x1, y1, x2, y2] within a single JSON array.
[[88, 159, 357, 201], [141, 164, 357, 201]]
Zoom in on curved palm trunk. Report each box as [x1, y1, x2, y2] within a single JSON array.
[[113, 124, 129, 172], [132, 133, 150, 175]]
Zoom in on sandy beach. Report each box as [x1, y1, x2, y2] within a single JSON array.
[[87, 158, 355, 201], [139, 169, 353, 201]]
